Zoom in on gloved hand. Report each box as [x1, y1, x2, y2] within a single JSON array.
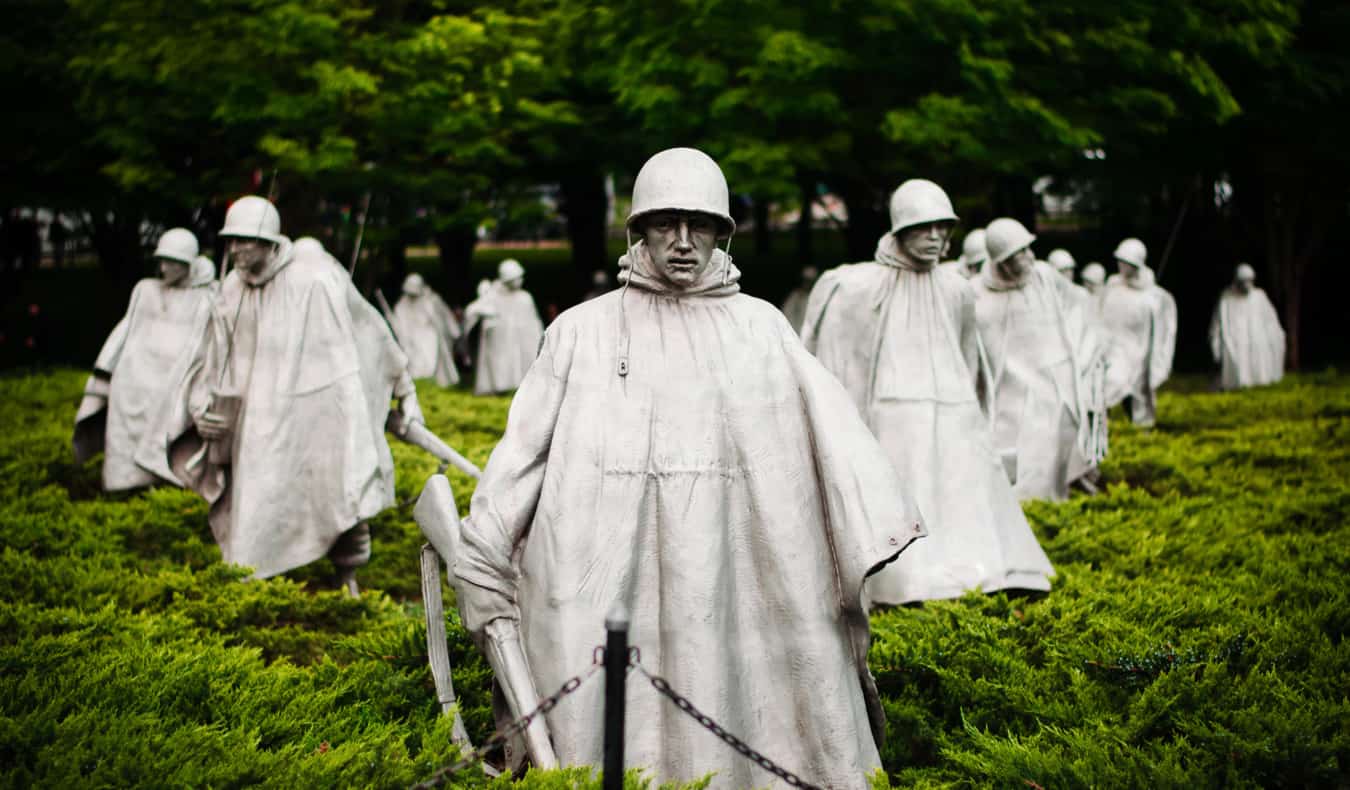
[[195, 410, 231, 441]]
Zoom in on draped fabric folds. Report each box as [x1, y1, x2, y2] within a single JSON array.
[[1098, 268, 1175, 427], [392, 279, 462, 387], [1210, 286, 1284, 390]]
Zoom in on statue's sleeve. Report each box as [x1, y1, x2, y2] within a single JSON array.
[[455, 323, 570, 632]]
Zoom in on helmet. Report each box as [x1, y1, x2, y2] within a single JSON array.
[[190, 254, 216, 284], [153, 227, 199, 265], [985, 218, 1037, 265], [293, 236, 326, 259], [1114, 238, 1147, 268], [403, 273, 426, 295], [887, 179, 957, 233], [959, 229, 989, 266], [476, 279, 492, 297], [498, 258, 524, 283], [1047, 248, 1075, 272], [220, 196, 285, 243], [1081, 262, 1106, 285], [1235, 263, 1256, 282], [627, 147, 735, 236]]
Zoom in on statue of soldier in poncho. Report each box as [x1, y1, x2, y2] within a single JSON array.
[[1080, 262, 1107, 296], [73, 228, 216, 491], [1209, 263, 1285, 390], [472, 258, 543, 394], [939, 228, 988, 280], [1047, 248, 1076, 281], [1098, 238, 1177, 427], [779, 265, 818, 332], [392, 273, 462, 387], [974, 219, 1105, 501], [448, 148, 926, 788], [801, 181, 1053, 605], [158, 197, 422, 594]]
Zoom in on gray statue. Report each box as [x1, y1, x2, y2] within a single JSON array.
[[801, 180, 1053, 604], [939, 228, 988, 280], [975, 219, 1104, 501], [1047, 248, 1076, 281], [73, 228, 216, 490], [779, 265, 818, 332], [1099, 238, 1176, 427], [472, 259, 543, 394], [1209, 263, 1285, 390], [157, 197, 422, 594], [392, 273, 462, 387], [583, 269, 612, 301], [1080, 262, 1106, 296], [446, 148, 925, 788]]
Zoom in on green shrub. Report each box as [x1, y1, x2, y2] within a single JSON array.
[[1, 369, 1346, 787]]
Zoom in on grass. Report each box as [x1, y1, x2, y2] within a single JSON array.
[[0, 368, 1346, 787]]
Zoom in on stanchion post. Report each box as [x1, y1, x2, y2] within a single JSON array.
[[603, 603, 629, 790]]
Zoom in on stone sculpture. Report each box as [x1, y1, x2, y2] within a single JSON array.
[[439, 148, 926, 789], [974, 219, 1104, 501], [471, 259, 543, 395], [1098, 238, 1176, 427], [801, 180, 1053, 604], [1209, 263, 1285, 390], [939, 228, 988, 280], [392, 273, 462, 387], [156, 196, 422, 594], [1080, 262, 1106, 296], [583, 269, 612, 301], [73, 228, 216, 491], [1047, 248, 1076, 281], [779, 265, 818, 332]]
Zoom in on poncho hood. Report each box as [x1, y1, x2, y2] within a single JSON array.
[[981, 257, 1039, 292], [874, 231, 937, 273], [617, 241, 741, 297], [236, 237, 295, 287]]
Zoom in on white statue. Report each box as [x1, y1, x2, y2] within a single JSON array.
[[1098, 238, 1177, 427], [801, 180, 1053, 604], [939, 228, 988, 280], [156, 197, 422, 594], [471, 258, 543, 394], [779, 265, 818, 332], [448, 148, 925, 788], [73, 228, 216, 491], [583, 269, 611, 301], [974, 219, 1104, 501], [1209, 263, 1285, 390], [392, 273, 462, 387], [1047, 248, 1076, 281], [1080, 262, 1106, 296]]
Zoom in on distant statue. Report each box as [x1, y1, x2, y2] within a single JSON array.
[[779, 265, 818, 332], [1047, 248, 1076, 281], [582, 268, 611, 301], [1098, 238, 1176, 427], [156, 197, 422, 595], [392, 273, 462, 387], [974, 219, 1105, 501], [802, 180, 1053, 604], [939, 228, 988, 280], [471, 259, 543, 394], [1080, 262, 1106, 296], [1209, 263, 1285, 390], [444, 148, 925, 788], [73, 228, 216, 491]]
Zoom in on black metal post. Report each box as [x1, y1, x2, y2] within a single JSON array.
[[603, 603, 629, 790]]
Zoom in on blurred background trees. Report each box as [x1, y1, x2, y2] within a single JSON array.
[[2, 0, 1346, 369]]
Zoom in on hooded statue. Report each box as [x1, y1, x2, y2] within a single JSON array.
[[973, 219, 1105, 502], [1209, 263, 1284, 389], [151, 197, 421, 593], [1098, 238, 1177, 427], [472, 258, 543, 394], [73, 229, 217, 490], [779, 265, 818, 332], [801, 181, 1054, 604], [451, 148, 926, 789], [392, 273, 462, 387]]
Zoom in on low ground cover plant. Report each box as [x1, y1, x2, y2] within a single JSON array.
[[1, 369, 1345, 787]]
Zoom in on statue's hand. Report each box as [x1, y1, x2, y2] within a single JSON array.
[[196, 411, 230, 440]]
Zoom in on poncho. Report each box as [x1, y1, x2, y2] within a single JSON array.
[[1098, 267, 1175, 427], [473, 283, 543, 394], [73, 256, 216, 490], [1209, 285, 1284, 390], [801, 233, 1053, 604], [779, 284, 812, 332], [454, 243, 926, 789], [392, 276, 462, 387], [973, 261, 1097, 501], [157, 240, 411, 579]]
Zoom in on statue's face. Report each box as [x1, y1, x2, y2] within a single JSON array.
[[642, 211, 720, 289], [1117, 258, 1141, 283], [896, 222, 953, 267], [1084, 281, 1101, 295], [502, 277, 523, 291], [998, 248, 1034, 280], [158, 258, 189, 286], [1236, 278, 1254, 294], [227, 238, 276, 277]]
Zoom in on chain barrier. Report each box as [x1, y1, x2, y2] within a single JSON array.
[[409, 657, 602, 789], [631, 659, 823, 790]]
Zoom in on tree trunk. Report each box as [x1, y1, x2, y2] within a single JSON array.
[[85, 209, 146, 292], [994, 175, 1037, 229], [559, 169, 610, 304], [434, 223, 478, 305], [835, 179, 888, 263], [753, 197, 771, 258]]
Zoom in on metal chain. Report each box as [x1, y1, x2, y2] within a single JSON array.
[[632, 661, 824, 790], [409, 660, 602, 789]]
